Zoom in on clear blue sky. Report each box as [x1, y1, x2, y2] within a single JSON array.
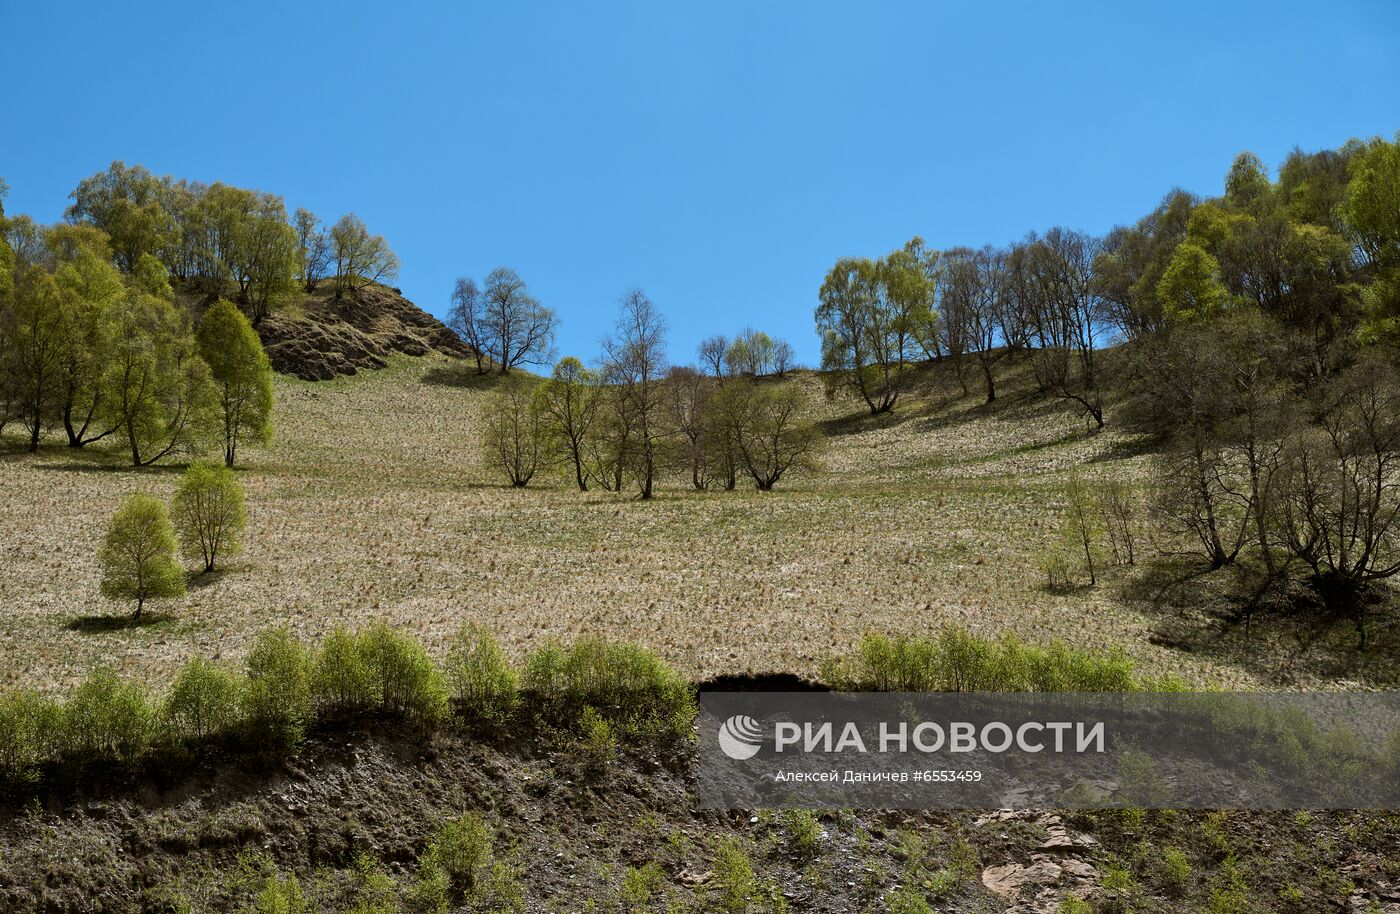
[[2, 0, 1398, 367]]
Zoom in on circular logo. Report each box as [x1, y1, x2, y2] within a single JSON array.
[[718, 715, 765, 760]]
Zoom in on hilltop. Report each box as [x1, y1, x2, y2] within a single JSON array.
[[252, 285, 469, 381]]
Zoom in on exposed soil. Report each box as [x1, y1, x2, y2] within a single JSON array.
[[258, 285, 469, 381], [2, 726, 1399, 913]]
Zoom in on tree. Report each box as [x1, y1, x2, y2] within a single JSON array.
[[1157, 241, 1233, 323], [329, 214, 399, 297], [101, 290, 218, 466], [601, 289, 668, 499], [1013, 228, 1108, 428], [294, 208, 330, 292], [99, 494, 186, 620], [538, 356, 599, 491], [447, 277, 489, 374], [698, 335, 728, 377], [7, 265, 69, 451], [479, 268, 557, 374], [482, 384, 544, 487], [726, 329, 776, 376], [1343, 134, 1400, 341], [1275, 355, 1400, 647], [1093, 188, 1197, 340], [198, 299, 274, 467], [172, 461, 247, 573], [235, 195, 300, 324], [771, 338, 796, 377], [815, 239, 931, 415], [50, 229, 125, 448], [935, 247, 978, 396], [67, 162, 176, 272], [665, 366, 715, 490], [725, 382, 821, 491]]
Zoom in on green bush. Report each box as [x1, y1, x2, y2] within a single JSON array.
[[254, 872, 311, 914], [446, 623, 519, 724], [1161, 846, 1192, 896], [313, 627, 376, 716], [886, 885, 933, 914], [242, 629, 313, 751], [358, 622, 449, 725], [523, 637, 694, 739], [0, 690, 60, 785], [164, 658, 242, 743], [712, 837, 757, 914], [824, 628, 1138, 693], [620, 862, 667, 909], [782, 809, 823, 862], [580, 705, 618, 770], [61, 667, 157, 763], [413, 812, 494, 907]]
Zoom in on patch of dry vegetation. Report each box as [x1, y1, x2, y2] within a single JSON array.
[[0, 351, 1386, 694]]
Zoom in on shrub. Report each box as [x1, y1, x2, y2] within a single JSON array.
[[357, 622, 449, 725], [446, 623, 519, 724], [417, 812, 493, 902], [313, 627, 375, 716], [61, 667, 157, 763], [782, 809, 823, 863], [98, 493, 186, 620], [1041, 551, 1074, 592], [712, 837, 757, 914], [1161, 846, 1192, 896], [579, 706, 618, 771], [171, 461, 247, 573], [242, 629, 312, 752], [254, 872, 311, 914], [522, 637, 694, 739], [164, 658, 242, 743], [886, 885, 933, 914], [0, 690, 60, 785], [825, 628, 1138, 693], [620, 862, 667, 909]]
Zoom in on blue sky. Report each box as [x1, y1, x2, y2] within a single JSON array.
[[2, 0, 1397, 367]]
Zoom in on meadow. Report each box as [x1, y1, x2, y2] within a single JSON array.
[[5, 349, 1387, 698]]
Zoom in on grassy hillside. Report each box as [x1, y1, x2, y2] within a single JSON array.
[[3, 348, 1393, 697]]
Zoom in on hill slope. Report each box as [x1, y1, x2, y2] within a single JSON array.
[[257, 284, 469, 380]]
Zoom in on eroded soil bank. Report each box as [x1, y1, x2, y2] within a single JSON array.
[[3, 725, 1399, 914]]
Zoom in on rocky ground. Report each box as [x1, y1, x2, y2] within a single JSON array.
[[257, 284, 470, 380], [2, 722, 1399, 914]]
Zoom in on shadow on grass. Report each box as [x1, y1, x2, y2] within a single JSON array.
[[421, 361, 536, 391], [65, 611, 177, 634], [1118, 556, 1400, 688]]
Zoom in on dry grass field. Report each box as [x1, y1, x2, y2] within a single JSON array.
[[2, 351, 1393, 695]]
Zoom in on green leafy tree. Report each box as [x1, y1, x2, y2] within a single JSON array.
[[1343, 134, 1400, 340], [101, 290, 218, 466], [329, 214, 399, 298], [1157, 241, 1233, 323], [816, 238, 931, 414], [198, 298, 274, 466], [172, 461, 247, 573], [50, 228, 125, 447], [7, 265, 70, 451], [538, 356, 599, 490], [66, 161, 177, 272], [99, 493, 186, 620]]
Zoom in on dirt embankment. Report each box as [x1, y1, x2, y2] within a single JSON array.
[[258, 285, 469, 381], [3, 728, 1399, 914]]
